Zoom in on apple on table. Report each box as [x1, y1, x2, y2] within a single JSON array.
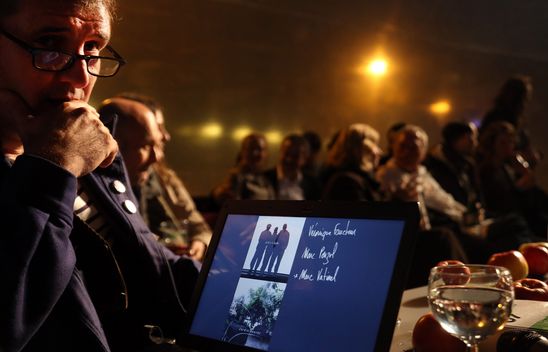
[[412, 313, 466, 352], [436, 260, 471, 285], [519, 243, 548, 276], [513, 278, 548, 301], [487, 250, 529, 281]]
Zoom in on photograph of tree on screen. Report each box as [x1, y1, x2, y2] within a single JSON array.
[[223, 281, 285, 350]]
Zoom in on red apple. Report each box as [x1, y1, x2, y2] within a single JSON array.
[[513, 278, 548, 301], [519, 242, 548, 252], [487, 250, 529, 280], [436, 260, 471, 285], [520, 245, 548, 276], [412, 313, 466, 352], [437, 260, 466, 267]]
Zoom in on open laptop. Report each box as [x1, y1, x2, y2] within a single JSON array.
[[178, 200, 419, 352]]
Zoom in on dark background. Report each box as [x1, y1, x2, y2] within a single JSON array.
[[92, 0, 548, 196]]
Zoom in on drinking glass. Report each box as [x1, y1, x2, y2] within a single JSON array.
[[427, 264, 514, 352]]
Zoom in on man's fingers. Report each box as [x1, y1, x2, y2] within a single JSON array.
[[98, 141, 119, 169]]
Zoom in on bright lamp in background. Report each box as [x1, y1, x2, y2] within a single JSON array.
[[200, 123, 223, 139], [232, 126, 253, 141], [429, 100, 452, 118], [265, 130, 283, 144], [364, 58, 388, 77]]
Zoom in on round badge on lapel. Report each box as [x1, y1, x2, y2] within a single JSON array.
[[111, 180, 127, 194], [122, 200, 137, 214]]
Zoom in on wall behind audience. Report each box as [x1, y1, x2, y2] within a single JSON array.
[[93, 0, 548, 195]]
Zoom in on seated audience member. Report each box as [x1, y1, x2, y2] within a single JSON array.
[[318, 128, 342, 187], [212, 132, 275, 203], [424, 121, 480, 212], [302, 130, 323, 178], [481, 75, 542, 169], [320, 124, 465, 287], [99, 96, 212, 261], [376, 124, 466, 229], [477, 121, 548, 237], [264, 133, 321, 200], [0, 1, 198, 351], [426, 121, 536, 253], [375, 125, 469, 286], [378, 121, 407, 166], [322, 124, 383, 201]]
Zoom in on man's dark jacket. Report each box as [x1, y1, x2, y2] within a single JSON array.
[[0, 120, 199, 352]]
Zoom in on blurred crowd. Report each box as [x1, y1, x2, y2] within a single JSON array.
[[107, 75, 547, 288]]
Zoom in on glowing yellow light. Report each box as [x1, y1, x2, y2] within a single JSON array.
[[366, 59, 388, 76], [429, 100, 451, 116], [232, 126, 253, 141], [200, 123, 223, 139], [265, 130, 283, 144]]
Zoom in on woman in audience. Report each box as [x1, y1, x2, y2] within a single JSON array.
[[322, 124, 383, 201], [212, 133, 275, 204], [477, 121, 548, 237], [481, 76, 542, 169]]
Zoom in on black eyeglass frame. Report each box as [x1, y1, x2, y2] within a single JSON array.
[[0, 28, 126, 77]]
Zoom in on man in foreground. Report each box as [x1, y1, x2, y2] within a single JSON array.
[[0, 0, 198, 351]]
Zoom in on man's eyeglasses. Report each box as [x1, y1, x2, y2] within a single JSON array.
[[0, 29, 126, 77]]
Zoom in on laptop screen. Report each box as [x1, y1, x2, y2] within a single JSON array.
[[181, 201, 419, 352]]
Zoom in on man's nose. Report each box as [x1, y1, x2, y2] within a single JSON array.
[[161, 127, 171, 143], [58, 58, 91, 88]]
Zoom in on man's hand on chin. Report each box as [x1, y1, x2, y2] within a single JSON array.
[[0, 90, 118, 177]]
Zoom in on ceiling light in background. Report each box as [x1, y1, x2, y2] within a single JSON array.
[[366, 58, 388, 76], [201, 123, 223, 139], [429, 100, 451, 118], [232, 126, 253, 141], [265, 130, 283, 144]]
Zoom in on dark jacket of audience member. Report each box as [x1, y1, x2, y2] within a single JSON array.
[[424, 122, 481, 209]]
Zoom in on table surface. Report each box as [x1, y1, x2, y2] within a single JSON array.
[[390, 286, 428, 352], [390, 286, 548, 352]]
